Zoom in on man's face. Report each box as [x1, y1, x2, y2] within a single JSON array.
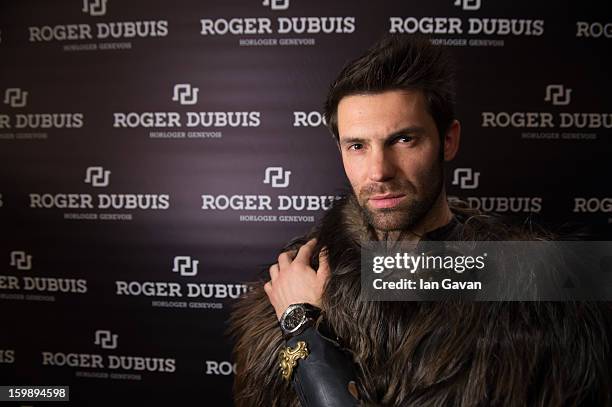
[[337, 89, 444, 231]]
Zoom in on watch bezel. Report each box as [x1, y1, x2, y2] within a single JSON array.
[[280, 304, 308, 335]]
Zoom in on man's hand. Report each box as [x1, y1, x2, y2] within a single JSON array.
[[264, 238, 331, 320]]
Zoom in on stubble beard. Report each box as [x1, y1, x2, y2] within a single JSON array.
[[356, 160, 444, 232]]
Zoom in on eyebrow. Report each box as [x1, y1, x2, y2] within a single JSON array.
[[340, 126, 427, 145]]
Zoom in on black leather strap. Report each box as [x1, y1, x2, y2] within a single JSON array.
[[286, 320, 360, 406]]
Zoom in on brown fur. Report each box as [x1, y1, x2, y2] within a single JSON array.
[[228, 194, 612, 406]]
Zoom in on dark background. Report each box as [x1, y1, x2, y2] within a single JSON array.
[[1, 0, 610, 405]]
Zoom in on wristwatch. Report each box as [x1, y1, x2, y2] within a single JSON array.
[[279, 303, 322, 339]]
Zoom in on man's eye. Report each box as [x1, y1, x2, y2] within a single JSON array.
[[395, 135, 414, 143], [348, 143, 363, 151]]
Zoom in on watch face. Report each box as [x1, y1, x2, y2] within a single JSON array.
[[283, 306, 305, 331]]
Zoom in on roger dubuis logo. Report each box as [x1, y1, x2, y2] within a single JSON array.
[[454, 0, 481, 11], [544, 84, 572, 106], [10, 251, 32, 270], [264, 167, 291, 188], [94, 330, 118, 349], [84, 166, 111, 187], [82, 0, 108, 16], [172, 84, 199, 105], [82, 0, 107, 17], [262, 0, 289, 10], [452, 168, 480, 190], [3, 88, 28, 108], [172, 256, 199, 277]]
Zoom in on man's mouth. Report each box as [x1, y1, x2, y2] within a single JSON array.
[[368, 194, 406, 209]]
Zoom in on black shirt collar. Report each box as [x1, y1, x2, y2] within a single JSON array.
[[422, 216, 462, 241]]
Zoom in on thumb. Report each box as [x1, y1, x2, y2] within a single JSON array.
[[317, 247, 331, 282]]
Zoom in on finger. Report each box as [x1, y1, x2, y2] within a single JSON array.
[[317, 247, 331, 282], [278, 251, 292, 270], [263, 281, 272, 295], [286, 249, 298, 261], [269, 263, 279, 281], [294, 238, 317, 265]]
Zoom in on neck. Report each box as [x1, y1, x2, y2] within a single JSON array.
[[374, 188, 453, 241]]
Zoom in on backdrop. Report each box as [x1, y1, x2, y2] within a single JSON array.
[[1, 0, 610, 405]]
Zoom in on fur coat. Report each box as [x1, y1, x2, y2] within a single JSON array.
[[228, 193, 611, 406]]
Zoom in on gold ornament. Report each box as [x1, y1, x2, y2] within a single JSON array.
[[278, 341, 309, 381]]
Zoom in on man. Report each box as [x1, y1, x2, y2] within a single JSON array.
[[228, 35, 611, 406]]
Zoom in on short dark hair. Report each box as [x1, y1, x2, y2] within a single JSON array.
[[324, 35, 456, 142]]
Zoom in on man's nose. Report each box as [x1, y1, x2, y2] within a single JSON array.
[[367, 148, 395, 182]]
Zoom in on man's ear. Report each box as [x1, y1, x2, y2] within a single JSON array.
[[443, 120, 461, 162]]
